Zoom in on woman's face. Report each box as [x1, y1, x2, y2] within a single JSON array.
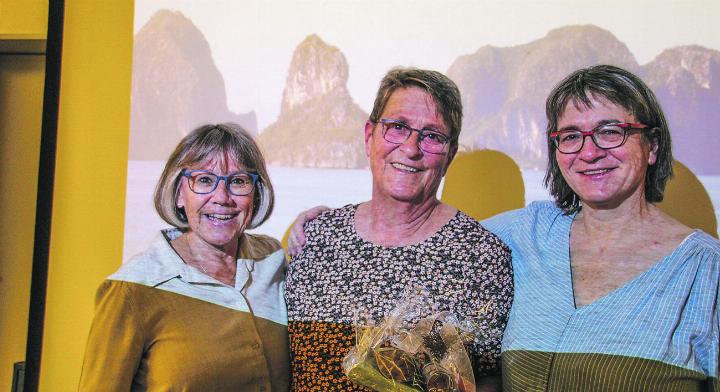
[[555, 96, 657, 209], [365, 87, 453, 204], [176, 156, 254, 253]]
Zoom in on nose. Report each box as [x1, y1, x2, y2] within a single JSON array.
[[210, 179, 233, 204], [398, 130, 423, 157], [578, 134, 607, 161]]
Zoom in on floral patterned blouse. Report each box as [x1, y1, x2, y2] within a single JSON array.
[[286, 204, 513, 391]]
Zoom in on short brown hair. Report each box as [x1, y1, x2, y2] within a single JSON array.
[[369, 67, 463, 159], [154, 123, 274, 229]]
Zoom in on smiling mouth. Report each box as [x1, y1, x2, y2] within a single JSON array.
[[391, 162, 420, 173], [580, 168, 613, 175], [205, 213, 237, 221]]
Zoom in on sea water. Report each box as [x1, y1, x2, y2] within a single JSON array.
[[123, 161, 720, 260]]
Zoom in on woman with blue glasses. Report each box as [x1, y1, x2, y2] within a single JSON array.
[[79, 123, 289, 391]]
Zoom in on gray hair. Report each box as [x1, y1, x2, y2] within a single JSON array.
[[369, 67, 463, 159], [154, 123, 274, 229]]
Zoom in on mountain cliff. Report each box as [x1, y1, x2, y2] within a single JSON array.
[[258, 35, 369, 168], [128, 15, 720, 174], [448, 25, 639, 169], [642, 45, 720, 174], [129, 10, 257, 160], [448, 25, 720, 174]]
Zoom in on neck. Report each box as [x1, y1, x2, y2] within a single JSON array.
[[359, 196, 443, 246], [576, 195, 657, 238], [179, 232, 238, 270]]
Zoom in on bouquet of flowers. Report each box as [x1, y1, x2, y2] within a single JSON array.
[[342, 285, 479, 392]]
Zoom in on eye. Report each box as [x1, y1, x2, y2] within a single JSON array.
[[597, 125, 624, 136], [229, 175, 251, 186], [558, 132, 580, 143], [389, 121, 408, 131], [422, 131, 448, 143], [194, 173, 216, 184]]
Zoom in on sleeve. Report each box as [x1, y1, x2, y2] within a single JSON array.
[[289, 209, 332, 263], [78, 280, 145, 391], [470, 230, 514, 377], [480, 207, 525, 248]]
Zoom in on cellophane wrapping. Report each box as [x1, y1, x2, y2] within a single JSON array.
[[342, 285, 478, 392]]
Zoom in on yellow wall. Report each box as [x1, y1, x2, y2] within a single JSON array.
[[0, 0, 47, 37], [0, 54, 45, 392], [0, 1, 48, 390], [39, 1, 134, 390]]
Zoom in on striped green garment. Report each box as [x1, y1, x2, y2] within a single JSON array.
[[483, 202, 719, 392]]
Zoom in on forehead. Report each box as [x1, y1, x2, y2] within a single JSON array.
[[383, 87, 445, 126], [559, 95, 635, 125], [187, 151, 245, 172]]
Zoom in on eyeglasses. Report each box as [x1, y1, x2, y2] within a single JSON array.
[[378, 118, 451, 154], [181, 169, 259, 196], [549, 122, 651, 154]]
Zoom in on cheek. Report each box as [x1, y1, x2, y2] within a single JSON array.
[[426, 155, 448, 171], [555, 152, 573, 172]]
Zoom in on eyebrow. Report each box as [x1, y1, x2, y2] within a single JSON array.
[[385, 117, 446, 134], [557, 119, 625, 132]]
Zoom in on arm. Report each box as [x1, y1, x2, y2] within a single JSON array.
[[78, 280, 145, 391], [287, 205, 330, 256]]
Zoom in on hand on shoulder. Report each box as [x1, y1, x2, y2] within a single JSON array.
[[287, 205, 330, 256]]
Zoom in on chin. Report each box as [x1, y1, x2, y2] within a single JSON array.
[[579, 194, 624, 209], [203, 232, 242, 247]]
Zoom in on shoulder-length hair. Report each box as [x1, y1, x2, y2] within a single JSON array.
[[544, 64, 673, 212], [154, 123, 274, 229]]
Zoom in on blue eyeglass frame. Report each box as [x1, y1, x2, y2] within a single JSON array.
[[180, 169, 260, 195]]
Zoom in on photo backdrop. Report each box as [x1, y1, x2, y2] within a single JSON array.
[[125, 0, 720, 258]]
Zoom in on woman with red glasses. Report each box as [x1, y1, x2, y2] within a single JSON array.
[[485, 65, 719, 391]]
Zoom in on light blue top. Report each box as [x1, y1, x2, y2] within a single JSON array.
[[111, 228, 287, 326], [482, 201, 720, 378]]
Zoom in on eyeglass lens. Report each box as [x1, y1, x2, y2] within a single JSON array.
[[188, 172, 255, 195], [555, 124, 628, 153], [382, 121, 448, 154]]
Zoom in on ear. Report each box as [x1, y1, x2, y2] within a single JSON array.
[[364, 120, 375, 157], [647, 128, 660, 165], [176, 188, 185, 208], [441, 145, 458, 177]]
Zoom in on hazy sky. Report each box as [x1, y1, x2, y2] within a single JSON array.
[[135, 0, 720, 130]]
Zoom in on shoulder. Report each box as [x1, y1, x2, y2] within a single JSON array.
[[93, 279, 156, 311], [442, 212, 512, 270], [452, 212, 508, 248], [304, 204, 356, 239], [682, 230, 720, 260], [481, 201, 566, 240], [241, 232, 283, 259], [310, 204, 355, 225], [109, 232, 181, 285], [241, 232, 287, 277]]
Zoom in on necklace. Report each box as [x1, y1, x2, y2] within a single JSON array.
[[193, 261, 209, 275]]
